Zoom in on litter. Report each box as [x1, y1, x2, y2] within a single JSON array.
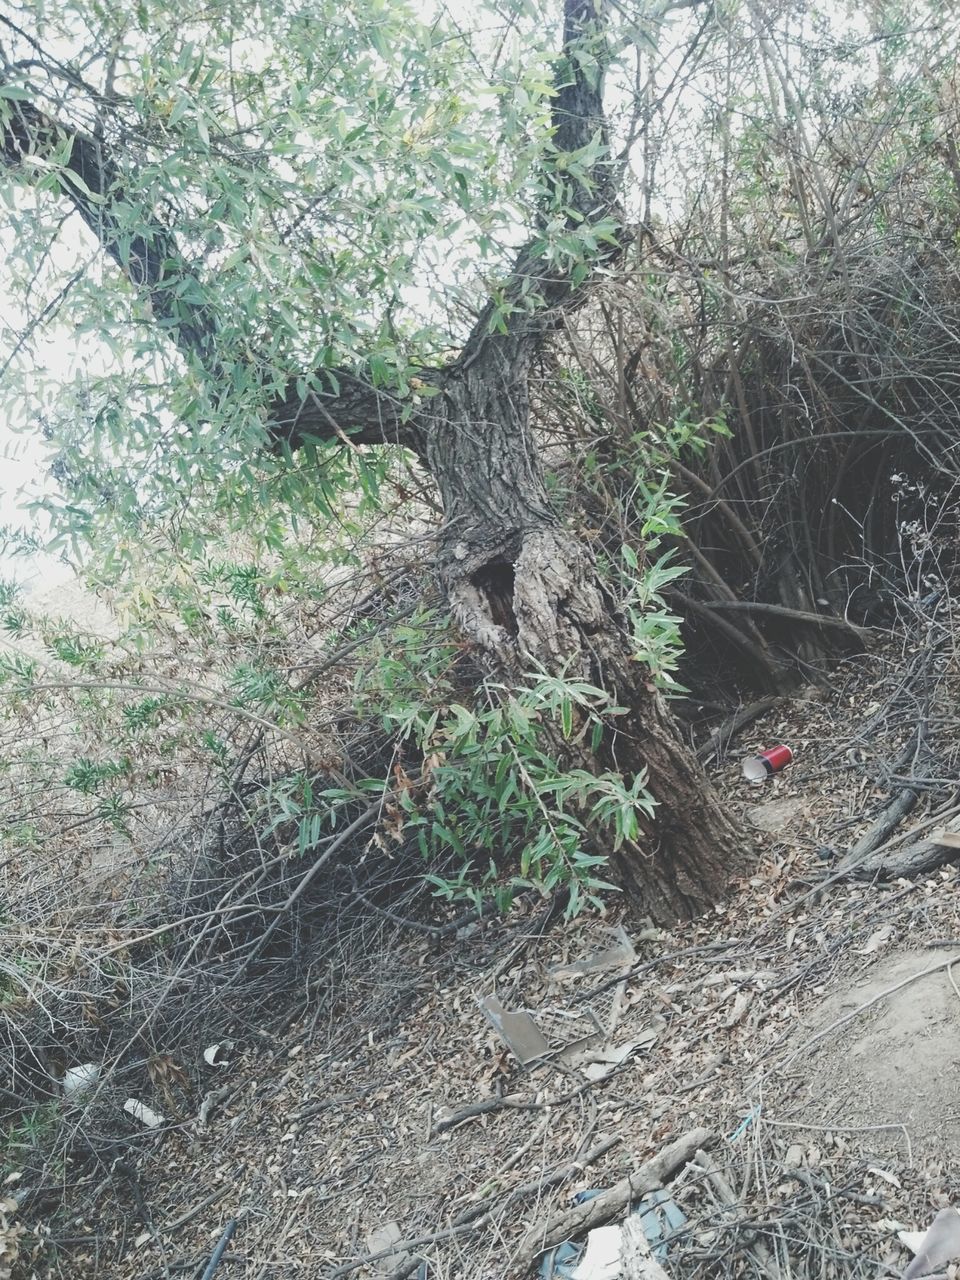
[[538, 1188, 686, 1278], [570, 1034, 656, 1083], [550, 927, 636, 980], [572, 1224, 621, 1279], [479, 929, 635, 1066], [62, 1063, 100, 1100], [365, 1221, 426, 1276], [203, 1042, 233, 1067], [741, 744, 793, 782], [478, 993, 611, 1066], [900, 1207, 960, 1279], [477, 994, 553, 1065], [123, 1099, 166, 1129]]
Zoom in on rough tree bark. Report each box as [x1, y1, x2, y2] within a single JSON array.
[[0, 0, 747, 921], [401, 0, 745, 919], [421, 337, 743, 920]]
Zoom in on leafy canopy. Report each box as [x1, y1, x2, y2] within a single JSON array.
[[0, 0, 572, 562]]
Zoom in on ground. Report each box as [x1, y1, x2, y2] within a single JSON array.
[[13, 640, 960, 1280], [799, 947, 960, 1164]]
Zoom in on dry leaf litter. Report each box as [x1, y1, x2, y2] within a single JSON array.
[[12, 635, 960, 1280]]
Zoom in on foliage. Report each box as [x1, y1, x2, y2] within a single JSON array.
[[0, 0, 581, 561], [353, 607, 668, 913], [2, 0, 958, 918], [1, 5, 959, 1273], [406, 678, 650, 917], [2, 0, 960, 924], [2, 12, 960, 1273]]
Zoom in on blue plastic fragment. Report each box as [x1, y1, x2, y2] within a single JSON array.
[[729, 1107, 759, 1140], [542, 1192, 601, 1274], [539, 1239, 583, 1278], [633, 1187, 687, 1260], [539, 1192, 604, 1277]]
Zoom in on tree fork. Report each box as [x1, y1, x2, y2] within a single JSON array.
[[0, 0, 749, 921]]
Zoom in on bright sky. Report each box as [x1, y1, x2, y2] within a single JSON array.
[[0, 202, 98, 594], [0, 357, 73, 595]]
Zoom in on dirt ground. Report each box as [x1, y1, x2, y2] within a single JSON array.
[[14, 640, 960, 1279], [795, 948, 960, 1166]]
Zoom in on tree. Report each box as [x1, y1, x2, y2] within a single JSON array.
[[0, 0, 745, 921]]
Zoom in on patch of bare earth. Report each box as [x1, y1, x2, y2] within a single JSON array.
[[789, 948, 960, 1165]]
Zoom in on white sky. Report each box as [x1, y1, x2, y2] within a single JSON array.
[[0, 201, 102, 594], [0, 0, 888, 597]]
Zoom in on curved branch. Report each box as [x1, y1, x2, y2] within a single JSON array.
[[0, 91, 422, 452], [1, 94, 218, 364]]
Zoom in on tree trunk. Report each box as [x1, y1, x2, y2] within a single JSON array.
[[425, 339, 748, 923], [0, 0, 748, 923]]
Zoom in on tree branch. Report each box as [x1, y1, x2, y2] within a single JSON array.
[[1, 93, 218, 364], [266, 368, 428, 454], [459, 0, 623, 368], [0, 90, 423, 452], [1, 0, 622, 457]]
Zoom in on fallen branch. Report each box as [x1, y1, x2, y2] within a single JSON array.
[[500, 1134, 621, 1211], [621, 1215, 671, 1280], [696, 697, 781, 761], [669, 590, 786, 688], [834, 786, 922, 875], [201, 1219, 237, 1280], [332, 1135, 621, 1280], [848, 829, 960, 880], [511, 1126, 713, 1272], [697, 598, 870, 639], [429, 1094, 544, 1138], [692, 1148, 779, 1280], [134, 1255, 245, 1280], [834, 730, 939, 877], [329, 1214, 489, 1280]]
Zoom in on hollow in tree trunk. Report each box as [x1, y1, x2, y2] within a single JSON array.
[[425, 339, 748, 924], [0, 0, 749, 923]]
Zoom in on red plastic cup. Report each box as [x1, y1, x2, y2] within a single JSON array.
[[741, 744, 793, 782]]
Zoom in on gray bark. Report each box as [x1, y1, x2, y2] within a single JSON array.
[[0, 0, 747, 921]]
